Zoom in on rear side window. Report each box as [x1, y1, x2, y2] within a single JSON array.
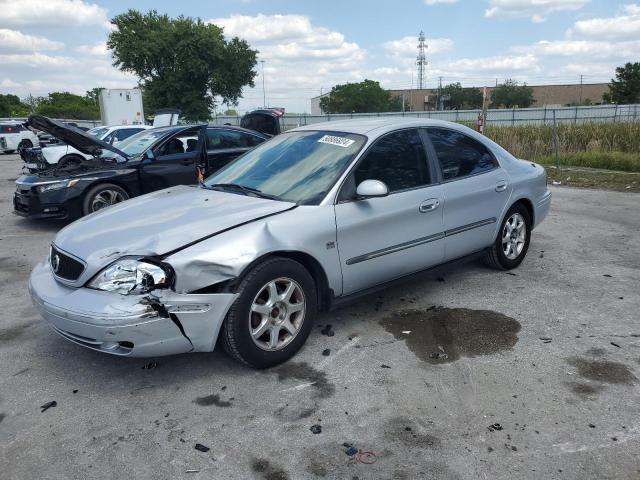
[[207, 129, 264, 150], [427, 128, 496, 181], [352, 129, 430, 193], [0, 124, 22, 133]]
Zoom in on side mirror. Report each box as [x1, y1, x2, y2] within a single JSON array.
[[356, 179, 389, 199]]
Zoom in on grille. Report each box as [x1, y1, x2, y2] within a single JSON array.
[[50, 245, 85, 281]]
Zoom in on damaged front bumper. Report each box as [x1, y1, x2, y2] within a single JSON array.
[[29, 259, 238, 357]]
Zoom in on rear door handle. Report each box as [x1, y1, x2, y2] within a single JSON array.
[[495, 181, 508, 192], [419, 199, 440, 213]]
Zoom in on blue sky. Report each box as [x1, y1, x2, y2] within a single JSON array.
[[1, 0, 638, 113]]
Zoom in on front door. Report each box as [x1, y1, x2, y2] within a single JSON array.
[[335, 129, 445, 295], [140, 127, 205, 193], [425, 127, 511, 260]]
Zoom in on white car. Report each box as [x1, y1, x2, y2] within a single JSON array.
[[0, 122, 40, 154], [40, 124, 151, 168]]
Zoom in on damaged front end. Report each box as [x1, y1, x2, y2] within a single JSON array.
[[29, 258, 238, 357], [21, 147, 50, 173]]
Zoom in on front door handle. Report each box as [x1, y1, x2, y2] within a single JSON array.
[[495, 180, 508, 192], [419, 199, 440, 213]]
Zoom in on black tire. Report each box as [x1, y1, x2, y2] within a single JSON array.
[[484, 203, 532, 270], [82, 183, 130, 216], [220, 256, 317, 368], [58, 154, 84, 169], [17, 139, 32, 152]]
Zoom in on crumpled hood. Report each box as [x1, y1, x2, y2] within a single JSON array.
[[53, 185, 296, 274]]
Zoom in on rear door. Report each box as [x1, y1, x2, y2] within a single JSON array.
[[334, 128, 444, 295], [206, 128, 265, 174], [139, 127, 205, 193], [425, 127, 511, 261]]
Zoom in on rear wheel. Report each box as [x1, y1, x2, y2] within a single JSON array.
[[220, 257, 317, 368], [17, 139, 33, 153], [484, 203, 531, 270], [82, 183, 129, 216]]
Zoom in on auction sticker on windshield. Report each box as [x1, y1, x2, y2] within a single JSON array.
[[318, 135, 355, 148]]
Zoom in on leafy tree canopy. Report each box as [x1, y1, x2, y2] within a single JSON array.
[[440, 83, 483, 109], [320, 79, 402, 114], [491, 79, 534, 108], [107, 9, 258, 121], [223, 108, 238, 116], [0, 94, 30, 117], [603, 62, 640, 104], [34, 92, 100, 120]]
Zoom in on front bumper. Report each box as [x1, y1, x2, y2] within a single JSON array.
[[13, 185, 83, 219], [29, 259, 238, 357]]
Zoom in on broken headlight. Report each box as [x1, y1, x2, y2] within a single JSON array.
[[87, 259, 170, 295]]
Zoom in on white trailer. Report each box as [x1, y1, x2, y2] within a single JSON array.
[[99, 88, 144, 126]]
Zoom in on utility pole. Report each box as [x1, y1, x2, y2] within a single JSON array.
[[260, 60, 266, 108], [438, 76, 443, 111], [416, 31, 427, 90], [579, 74, 584, 105]]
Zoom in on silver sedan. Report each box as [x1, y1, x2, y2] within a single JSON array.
[[29, 118, 551, 368]]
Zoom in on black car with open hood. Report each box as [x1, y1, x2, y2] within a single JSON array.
[[13, 116, 268, 219]]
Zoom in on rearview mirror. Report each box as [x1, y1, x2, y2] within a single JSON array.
[[356, 179, 389, 199]]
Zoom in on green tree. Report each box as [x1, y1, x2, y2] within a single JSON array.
[[0, 94, 30, 117], [35, 92, 100, 119], [223, 108, 238, 116], [603, 62, 640, 104], [491, 79, 534, 108], [440, 83, 483, 109], [107, 9, 257, 121], [320, 80, 402, 113], [85, 87, 105, 108]]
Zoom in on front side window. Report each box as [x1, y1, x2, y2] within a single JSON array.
[[352, 129, 431, 193], [207, 129, 264, 150], [88, 127, 109, 138], [427, 128, 496, 181], [204, 131, 366, 205]]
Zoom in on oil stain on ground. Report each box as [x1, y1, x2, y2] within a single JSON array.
[[379, 308, 521, 364], [273, 362, 335, 399], [565, 382, 605, 399], [566, 357, 636, 384], [0, 321, 35, 343], [385, 417, 441, 449], [193, 394, 232, 407], [251, 458, 290, 480]]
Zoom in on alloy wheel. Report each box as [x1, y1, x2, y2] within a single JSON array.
[[502, 212, 526, 260], [91, 189, 126, 212]]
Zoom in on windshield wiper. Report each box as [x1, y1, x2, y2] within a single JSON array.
[[206, 183, 280, 200]]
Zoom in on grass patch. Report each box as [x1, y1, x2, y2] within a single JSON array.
[[545, 166, 640, 192], [536, 151, 640, 172]]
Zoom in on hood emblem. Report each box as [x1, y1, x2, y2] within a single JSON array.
[[51, 253, 60, 273]]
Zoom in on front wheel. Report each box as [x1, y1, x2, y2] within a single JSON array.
[[220, 257, 317, 368], [82, 183, 129, 216], [484, 203, 531, 270], [17, 140, 33, 153]]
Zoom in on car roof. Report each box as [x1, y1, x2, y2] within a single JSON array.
[[291, 117, 469, 136], [208, 125, 268, 137], [105, 125, 152, 130]]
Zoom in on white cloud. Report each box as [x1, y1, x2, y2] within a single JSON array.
[[425, 0, 459, 5], [569, 4, 640, 40], [485, 0, 589, 22], [0, 0, 108, 28], [512, 39, 640, 59], [443, 54, 539, 73], [0, 28, 64, 53], [1, 78, 21, 88], [0, 52, 77, 68], [76, 42, 109, 57]]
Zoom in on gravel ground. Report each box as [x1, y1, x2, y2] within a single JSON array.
[[1, 152, 639, 480]]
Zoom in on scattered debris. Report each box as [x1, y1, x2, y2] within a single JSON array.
[[345, 447, 358, 456], [72, 389, 78, 394], [603, 274, 612, 278], [539, 251, 544, 258], [505, 272, 517, 276], [142, 361, 159, 370], [357, 451, 377, 465], [540, 337, 552, 343], [611, 342, 621, 348], [320, 325, 334, 337], [588, 424, 596, 428], [194, 443, 210, 453], [322, 349, 331, 356], [552, 181, 562, 185], [380, 364, 391, 369], [402, 330, 411, 334], [185, 469, 200, 473], [429, 352, 449, 360], [310, 424, 322, 434], [488, 423, 503, 432], [40, 401, 57, 413]]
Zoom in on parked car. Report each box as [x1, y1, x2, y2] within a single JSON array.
[[14, 115, 268, 218], [28, 118, 551, 368], [22, 124, 152, 170], [0, 122, 40, 154]]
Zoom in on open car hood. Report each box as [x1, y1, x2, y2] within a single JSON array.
[[27, 115, 130, 159], [240, 109, 283, 136]]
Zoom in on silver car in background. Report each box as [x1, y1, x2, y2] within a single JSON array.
[[29, 118, 551, 368]]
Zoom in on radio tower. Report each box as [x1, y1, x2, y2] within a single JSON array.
[[416, 31, 427, 89]]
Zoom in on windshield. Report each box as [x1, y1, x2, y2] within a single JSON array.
[[88, 127, 109, 138], [204, 131, 366, 204], [115, 129, 169, 156]]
